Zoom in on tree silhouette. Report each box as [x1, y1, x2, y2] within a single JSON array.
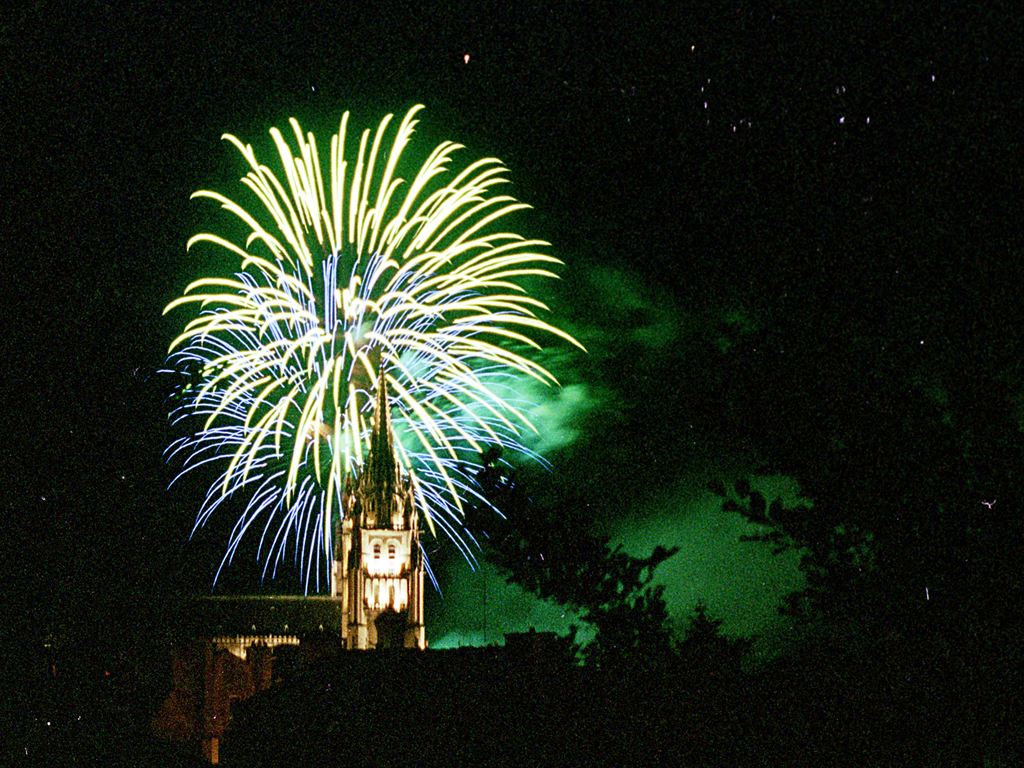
[[468, 451, 680, 672], [706, 301, 1024, 763], [676, 601, 752, 680]]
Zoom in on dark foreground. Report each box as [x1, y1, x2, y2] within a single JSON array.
[[7, 631, 1018, 768]]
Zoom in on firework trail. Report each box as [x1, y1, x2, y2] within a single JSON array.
[[164, 105, 580, 590]]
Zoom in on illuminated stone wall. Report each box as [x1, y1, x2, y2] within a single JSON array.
[[332, 382, 426, 650]]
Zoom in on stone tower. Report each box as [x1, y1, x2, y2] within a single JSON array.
[[331, 379, 426, 650]]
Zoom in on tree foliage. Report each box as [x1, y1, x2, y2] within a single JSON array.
[[468, 450, 680, 672], [702, 288, 1024, 767]]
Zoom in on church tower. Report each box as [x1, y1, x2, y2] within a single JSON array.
[[331, 380, 426, 650]]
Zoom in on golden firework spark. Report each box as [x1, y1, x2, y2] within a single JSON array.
[[164, 105, 581, 588]]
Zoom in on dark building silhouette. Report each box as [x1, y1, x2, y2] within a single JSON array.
[[152, 381, 426, 763]]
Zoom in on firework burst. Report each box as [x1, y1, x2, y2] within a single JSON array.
[[164, 105, 580, 590]]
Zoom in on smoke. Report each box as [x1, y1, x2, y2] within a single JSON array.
[[428, 480, 805, 654], [610, 477, 807, 651], [429, 559, 583, 649], [428, 264, 806, 653]]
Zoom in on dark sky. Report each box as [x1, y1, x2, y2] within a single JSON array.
[[3, 1, 1020, 651]]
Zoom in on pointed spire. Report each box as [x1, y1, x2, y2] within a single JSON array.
[[367, 373, 396, 503]]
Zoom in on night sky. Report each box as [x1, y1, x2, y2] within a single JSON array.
[[3, 1, 1020, 659]]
